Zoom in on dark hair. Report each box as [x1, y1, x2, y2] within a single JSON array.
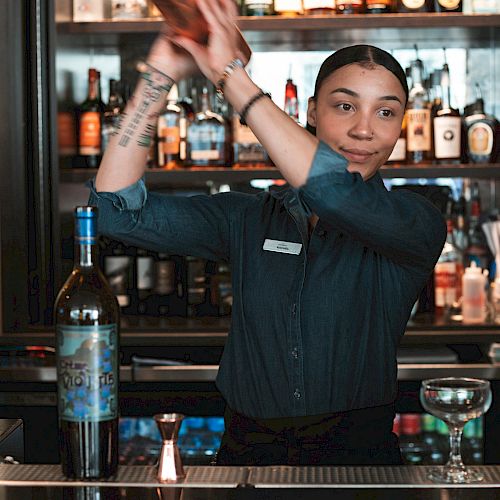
[[306, 45, 409, 135]]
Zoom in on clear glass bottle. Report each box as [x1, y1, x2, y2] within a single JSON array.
[[432, 63, 462, 164], [54, 206, 119, 479], [187, 86, 228, 167], [406, 58, 432, 165]]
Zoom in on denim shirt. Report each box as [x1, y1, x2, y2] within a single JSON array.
[[87, 141, 446, 419]]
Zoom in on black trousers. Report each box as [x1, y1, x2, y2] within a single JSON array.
[[216, 403, 403, 466]]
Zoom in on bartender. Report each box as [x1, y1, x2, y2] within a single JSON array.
[[88, 0, 446, 466]]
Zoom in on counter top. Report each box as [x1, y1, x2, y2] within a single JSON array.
[[0, 464, 499, 499], [1, 363, 500, 383]]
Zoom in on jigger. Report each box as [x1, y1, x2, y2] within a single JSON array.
[[154, 413, 186, 483]]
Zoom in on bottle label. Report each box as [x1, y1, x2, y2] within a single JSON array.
[[406, 109, 431, 152], [303, 0, 335, 8], [402, 0, 425, 8], [274, 0, 303, 12], [468, 122, 493, 156], [438, 0, 460, 8], [159, 127, 181, 156], [433, 115, 461, 159], [434, 261, 458, 307], [57, 324, 118, 423], [387, 137, 406, 162], [79, 111, 101, 155]]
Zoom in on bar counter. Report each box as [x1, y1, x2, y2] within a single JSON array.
[[0, 464, 499, 499]]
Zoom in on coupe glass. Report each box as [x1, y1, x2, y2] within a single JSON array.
[[420, 377, 492, 483]]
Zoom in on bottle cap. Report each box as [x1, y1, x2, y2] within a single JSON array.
[[167, 84, 178, 102], [465, 261, 482, 274]]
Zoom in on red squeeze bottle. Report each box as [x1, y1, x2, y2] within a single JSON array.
[[151, 0, 252, 65], [284, 78, 299, 122]]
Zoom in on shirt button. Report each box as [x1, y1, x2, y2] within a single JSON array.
[[318, 229, 327, 238], [293, 389, 301, 399], [292, 303, 297, 316], [291, 348, 299, 359]]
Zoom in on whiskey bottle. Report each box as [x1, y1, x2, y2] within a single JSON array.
[[464, 84, 499, 164], [365, 0, 391, 13], [243, 0, 274, 14], [101, 79, 124, 154], [303, 0, 336, 14], [396, 0, 430, 12], [406, 58, 432, 164], [136, 248, 155, 315], [274, 0, 304, 15], [434, 0, 462, 12], [432, 63, 462, 164], [336, 0, 364, 13], [157, 84, 183, 169], [233, 115, 271, 167], [187, 86, 228, 167], [78, 68, 104, 168], [387, 112, 406, 164]]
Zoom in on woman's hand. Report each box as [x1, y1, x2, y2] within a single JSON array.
[[146, 26, 198, 82], [171, 0, 242, 85]]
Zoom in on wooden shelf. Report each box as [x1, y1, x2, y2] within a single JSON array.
[[56, 14, 500, 49], [58, 164, 500, 187]]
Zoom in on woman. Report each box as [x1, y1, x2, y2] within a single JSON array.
[[90, 0, 446, 466]]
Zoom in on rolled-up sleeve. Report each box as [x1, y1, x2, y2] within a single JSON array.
[[297, 141, 446, 272], [87, 177, 235, 262]]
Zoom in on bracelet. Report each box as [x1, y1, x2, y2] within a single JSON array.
[[215, 58, 244, 101], [136, 60, 175, 92], [239, 90, 271, 126]]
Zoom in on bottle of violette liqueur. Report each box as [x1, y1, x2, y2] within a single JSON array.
[[55, 206, 120, 479]]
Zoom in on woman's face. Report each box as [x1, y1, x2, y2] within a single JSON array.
[[307, 63, 406, 180]]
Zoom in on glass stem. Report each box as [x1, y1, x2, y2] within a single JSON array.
[[447, 425, 465, 469]]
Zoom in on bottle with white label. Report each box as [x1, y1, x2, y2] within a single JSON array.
[[406, 58, 432, 164], [387, 113, 406, 164], [432, 63, 462, 164], [187, 86, 228, 166], [243, 0, 274, 15], [274, 0, 304, 15]]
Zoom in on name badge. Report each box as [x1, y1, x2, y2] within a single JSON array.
[[263, 239, 302, 255]]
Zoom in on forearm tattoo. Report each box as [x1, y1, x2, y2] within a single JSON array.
[[118, 62, 175, 149]]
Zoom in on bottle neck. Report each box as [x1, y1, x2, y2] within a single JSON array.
[[88, 78, 98, 100], [410, 62, 425, 93], [441, 68, 452, 110], [75, 242, 99, 268]]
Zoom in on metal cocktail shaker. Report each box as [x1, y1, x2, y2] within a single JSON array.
[[150, 0, 252, 65]]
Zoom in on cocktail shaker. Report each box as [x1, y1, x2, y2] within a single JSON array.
[[150, 0, 252, 64]]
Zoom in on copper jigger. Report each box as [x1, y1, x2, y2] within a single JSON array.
[[154, 413, 186, 483]]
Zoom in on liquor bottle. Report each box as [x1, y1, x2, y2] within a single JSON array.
[[274, 0, 304, 15], [111, 0, 148, 19], [78, 68, 104, 168], [336, 0, 364, 13], [434, 211, 463, 316], [396, 0, 430, 12], [136, 248, 155, 315], [434, 0, 462, 11], [150, 254, 187, 316], [432, 62, 462, 164], [303, 0, 336, 14], [157, 84, 183, 169], [101, 79, 124, 154], [243, 0, 274, 15], [284, 77, 299, 122], [387, 112, 406, 164], [233, 114, 271, 166], [187, 86, 228, 167], [464, 84, 499, 164], [54, 206, 119, 479], [406, 57, 432, 164], [365, 0, 391, 13], [58, 71, 77, 165], [72, 0, 108, 21], [399, 414, 429, 465], [465, 182, 490, 270]]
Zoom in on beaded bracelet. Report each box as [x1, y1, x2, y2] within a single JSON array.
[[216, 58, 244, 101], [239, 90, 271, 126]]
